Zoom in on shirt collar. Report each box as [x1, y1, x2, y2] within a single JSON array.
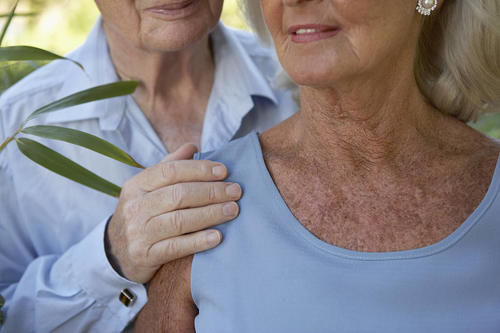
[[210, 23, 278, 107], [202, 23, 279, 148], [43, 20, 279, 132], [43, 17, 126, 131]]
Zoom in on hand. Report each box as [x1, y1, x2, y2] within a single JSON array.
[[106, 143, 241, 283]]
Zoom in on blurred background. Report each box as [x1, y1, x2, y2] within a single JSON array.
[[1, 0, 499, 137], [0, 0, 247, 54]]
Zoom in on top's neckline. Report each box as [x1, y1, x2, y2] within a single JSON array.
[[249, 131, 500, 261]]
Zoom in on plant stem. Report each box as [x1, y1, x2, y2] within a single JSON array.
[[0, 127, 21, 152], [0, 135, 14, 152]]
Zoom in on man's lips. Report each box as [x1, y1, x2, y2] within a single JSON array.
[[145, 0, 196, 16], [288, 24, 341, 43]]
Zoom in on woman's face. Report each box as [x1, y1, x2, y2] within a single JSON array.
[[95, 0, 224, 52], [260, 0, 422, 88]]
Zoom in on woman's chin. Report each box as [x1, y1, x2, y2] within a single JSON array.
[[286, 70, 342, 90], [281, 57, 353, 89]]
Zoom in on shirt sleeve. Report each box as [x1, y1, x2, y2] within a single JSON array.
[[0, 159, 147, 332]]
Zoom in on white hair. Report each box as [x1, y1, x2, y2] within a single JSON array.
[[239, 0, 272, 46], [240, 0, 500, 122]]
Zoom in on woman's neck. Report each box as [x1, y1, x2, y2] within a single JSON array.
[[283, 71, 470, 177]]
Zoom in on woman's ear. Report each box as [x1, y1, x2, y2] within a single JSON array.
[[416, 0, 443, 16]]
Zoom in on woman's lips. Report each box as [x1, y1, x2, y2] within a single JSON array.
[[144, 0, 199, 18], [288, 24, 340, 43]]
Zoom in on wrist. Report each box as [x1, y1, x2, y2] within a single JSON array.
[[104, 215, 125, 277]]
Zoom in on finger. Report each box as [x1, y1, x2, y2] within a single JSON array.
[[146, 202, 239, 243], [161, 143, 198, 163], [129, 160, 229, 193], [144, 182, 242, 217], [148, 229, 222, 265]]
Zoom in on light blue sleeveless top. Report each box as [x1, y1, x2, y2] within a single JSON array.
[[192, 132, 500, 333]]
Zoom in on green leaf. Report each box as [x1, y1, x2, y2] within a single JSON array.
[[0, 12, 37, 18], [22, 125, 144, 169], [16, 138, 122, 197], [23, 81, 138, 125], [0, 0, 18, 46], [0, 60, 41, 93], [0, 46, 83, 70]]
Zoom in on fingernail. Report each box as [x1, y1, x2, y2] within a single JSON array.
[[212, 165, 226, 177], [223, 202, 238, 216], [207, 231, 221, 245], [225, 184, 241, 198]]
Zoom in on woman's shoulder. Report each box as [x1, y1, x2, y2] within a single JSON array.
[[453, 133, 500, 216], [469, 131, 500, 165], [490, 137, 500, 149], [443, 118, 500, 165], [198, 132, 258, 164]]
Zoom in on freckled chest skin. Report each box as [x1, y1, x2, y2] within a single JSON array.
[[260, 119, 500, 253]]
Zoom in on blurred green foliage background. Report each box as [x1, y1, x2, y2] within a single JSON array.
[[1, 0, 499, 137]]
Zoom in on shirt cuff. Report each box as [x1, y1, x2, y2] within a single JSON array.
[[68, 217, 148, 321]]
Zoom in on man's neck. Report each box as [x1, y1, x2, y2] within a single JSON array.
[[103, 21, 215, 121]]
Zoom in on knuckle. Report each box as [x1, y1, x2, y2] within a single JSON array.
[[122, 200, 141, 219], [128, 242, 145, 264], [170, 210, 185, 235], [201, 162, 213, 176], [208, 184, 217, 201], [121, 179, 134, 196], [161, 162, 177, 183], [123, 221, 135, 237], [213, 203, 227, 220], [208, 205, 220, 220], [205, 204, 217, 219], [124, 223, 143, 247], [167, 184, 184, 208], [164, 239, 180, 258], [196, 234, 209, 250]]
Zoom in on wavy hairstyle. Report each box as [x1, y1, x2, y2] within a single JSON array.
[[240, 0, 500, 122]]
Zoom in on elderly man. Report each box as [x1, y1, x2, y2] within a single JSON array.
[[0, 0, 296, 331]]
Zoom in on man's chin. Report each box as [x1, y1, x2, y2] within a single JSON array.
[[139, 21, 215, 53]]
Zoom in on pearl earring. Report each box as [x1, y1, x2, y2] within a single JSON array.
[[416, 0, 438, 16]]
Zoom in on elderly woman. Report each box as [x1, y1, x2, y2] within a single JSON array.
[[135, 0, 500, 331], [0, 0, 296, 331]]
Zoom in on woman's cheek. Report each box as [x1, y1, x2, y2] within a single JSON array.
[[260, 0, 281, 34]]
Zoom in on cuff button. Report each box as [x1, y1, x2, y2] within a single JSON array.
[[119, 288, 136, 307]]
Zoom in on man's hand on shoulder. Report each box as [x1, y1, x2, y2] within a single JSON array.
[[105, 143, 241, 283]]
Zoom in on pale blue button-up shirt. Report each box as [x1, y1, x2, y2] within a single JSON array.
[[0, 18, 297, 332]]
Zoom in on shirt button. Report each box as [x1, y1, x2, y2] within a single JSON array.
[[119, 288, 136, 307]]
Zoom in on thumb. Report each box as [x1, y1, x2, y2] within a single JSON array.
[[161, 143, 199, 162]]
